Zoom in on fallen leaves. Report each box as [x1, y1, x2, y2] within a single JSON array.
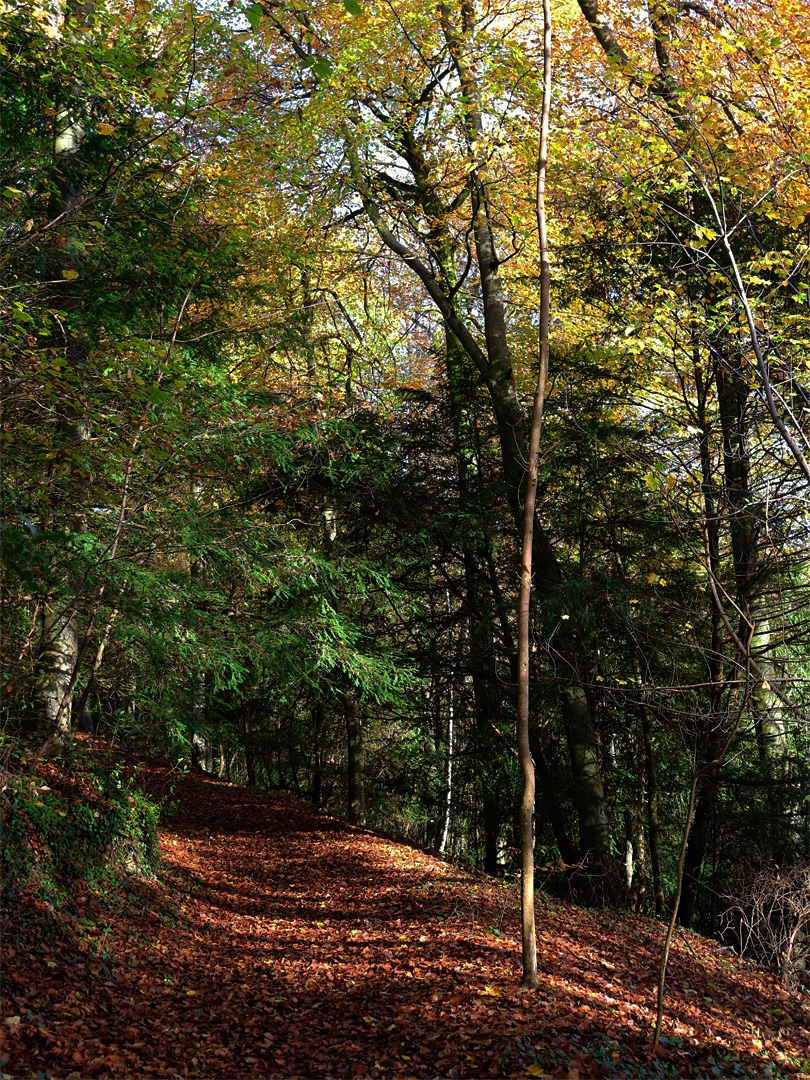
[[2, 747, 809, 1079]]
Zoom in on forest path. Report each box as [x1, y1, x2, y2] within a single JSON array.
[[4, 751, 809, 1078]]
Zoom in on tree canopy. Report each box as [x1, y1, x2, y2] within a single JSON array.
[[3, 0, 810, 1006]]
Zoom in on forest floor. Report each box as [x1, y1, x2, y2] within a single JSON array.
[[2, 740, 809, 1080]]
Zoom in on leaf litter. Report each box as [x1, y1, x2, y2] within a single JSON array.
[[2, 746, 808, 1079]]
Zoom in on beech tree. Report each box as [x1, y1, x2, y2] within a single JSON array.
[[4, 2, 810, 1003], [234, 0, 617, 886]]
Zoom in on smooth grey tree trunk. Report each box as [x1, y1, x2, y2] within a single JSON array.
[[34, 605, 79, 741], [33, 0, 94, 749]]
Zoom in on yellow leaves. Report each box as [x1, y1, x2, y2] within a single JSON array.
[[694, 224, 719, 241], [479, 985, 499, 996], [526, 1065, 548, 1077], [643, 469, 677, 496], [96, 122, 115, 136], [652, 285, 677, 300], [761, 678, 771, 692], [61, 269, 79, 281]]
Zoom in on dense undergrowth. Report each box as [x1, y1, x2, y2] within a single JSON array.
[[1, 745, 164, 918]]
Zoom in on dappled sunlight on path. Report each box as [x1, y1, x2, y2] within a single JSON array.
[[3, 749, 809, 1078]]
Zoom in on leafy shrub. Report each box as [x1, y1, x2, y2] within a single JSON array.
[[0, 759, 162, 913]]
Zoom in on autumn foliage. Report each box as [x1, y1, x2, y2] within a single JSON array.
[[2, 740, 809, 1079], [5, 0, 810, 1071]]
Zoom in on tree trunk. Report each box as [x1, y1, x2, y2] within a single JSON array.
[[243, 713, 256, 786], [33, 604, 79, 742], [345, 688, 366, 825], [750, 610, 792, 863], [680, 349, 728, 926], [624, 811, 634, 891], [529, 731, 579, 866], [440, 10, 606, 878], [344, 2, 610, 861], [716, 354, 794, 862], [640, 699, 665, 917], [440, 592, 455, 854], [562, 684, 610, 857], [311, 701, 325, 809], [32, 0, 95, 749], [244, 745, 256, 787]]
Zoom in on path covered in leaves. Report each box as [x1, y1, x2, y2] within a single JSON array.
[[4, 752, 809, 1078]]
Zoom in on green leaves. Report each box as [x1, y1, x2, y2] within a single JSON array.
[[301, 55, 334, 79], [343, 0, 362, 15], [312, 58, 334, 78], [245, 3, 263, 29]]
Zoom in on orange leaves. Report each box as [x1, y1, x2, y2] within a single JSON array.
[[4, 746, 808, 1079]]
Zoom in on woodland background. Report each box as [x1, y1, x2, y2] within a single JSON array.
[[3, 0, 810, 969]]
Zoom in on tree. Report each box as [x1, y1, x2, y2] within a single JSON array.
[[237, 0, 615, 881]]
